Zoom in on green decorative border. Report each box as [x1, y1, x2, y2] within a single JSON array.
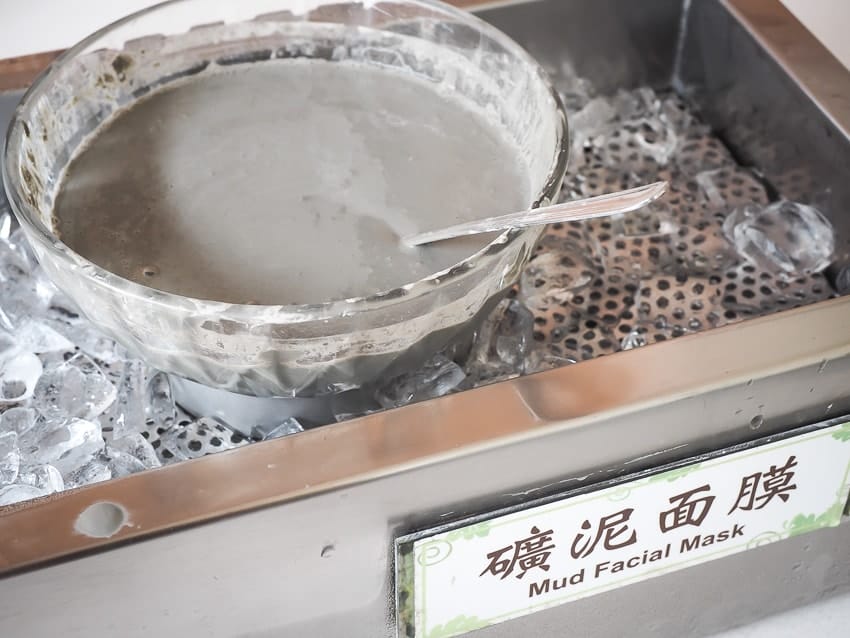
[[784, 501, 845, 537], [832, 421, 850, 443], [396, 419, 850, 638], [648, 463, 703, 483], [444, 521, 491, 542]]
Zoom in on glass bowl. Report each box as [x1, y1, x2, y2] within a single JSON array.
[[3, 0, 568, 399]]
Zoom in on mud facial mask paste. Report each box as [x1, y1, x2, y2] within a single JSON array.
[[52, 58, 532, 305]]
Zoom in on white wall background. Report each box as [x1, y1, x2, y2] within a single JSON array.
[[781, 0, 850, 69], [0, 0, 848, 70]]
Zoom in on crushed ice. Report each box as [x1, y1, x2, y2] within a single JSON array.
[[0, 206, 246, 505]]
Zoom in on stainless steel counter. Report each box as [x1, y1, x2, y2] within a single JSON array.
[[1, 1, 850, 636]]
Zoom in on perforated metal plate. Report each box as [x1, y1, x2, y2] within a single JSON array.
[[524, 92, 834, 362]]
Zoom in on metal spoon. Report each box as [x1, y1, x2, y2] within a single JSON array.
[[401, 181, 668, 247]]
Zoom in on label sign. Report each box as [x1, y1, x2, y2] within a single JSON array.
[[396, 421, 850, 638]]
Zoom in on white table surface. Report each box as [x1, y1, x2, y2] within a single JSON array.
[[0, 0, 848, 635]]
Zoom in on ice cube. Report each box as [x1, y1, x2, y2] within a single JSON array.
[[621, 327, 649, 351], [611, 87, 659, 121], [32, 363, 87, 420], [252, 417, 305, 441], [105, 359, 147, 438], [24, 417, 104, 476], [103, 447, 148, 478], [601, 118, 678, 170], [47, 290, 81, 318], [493, 300, 535, 369], [659, 95, 699, 135], [0, 483, 48, 506], [524, 349, 577, 375], [14, 321, 74, 354], [64, 457, 112, 489], [696, 167, 769, 212], [110, 432, 161, 469], [547, 59, 595, 112], [0, 431, 21, 484], [0, 340, 43, 405], [145, 372, 176, 430], [0, 406, 37, 435], [0, 240, 55, 323], [7, 228, 38, 271], [519, 238, 597, 310], [470, 299, 534, 370], [46, 318, 124, 364], [1, 280, 55, 324], [375, 354, 466, 409], [463, 299, 536, 385], [0, 204, 10, 241], [635, 121, 679, 165], [0, 307, 14, 332], [696, 169, 731, 210], [33, 353, 116, 421], [571, 97, 618, 140], [464, 363, 520, 388], [17, 464, 64, 493], [570, 97, 617, 170], [0, 235, 32, 280], [2, 330, 21, 353], [722, 201, 835, 276]]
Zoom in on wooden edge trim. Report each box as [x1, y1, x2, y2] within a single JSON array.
[[0, 50, 64, 92]]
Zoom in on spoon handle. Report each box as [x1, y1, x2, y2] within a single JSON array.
[[402, 181, 668, 247]]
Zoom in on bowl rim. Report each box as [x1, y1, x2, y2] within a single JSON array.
[[2, 0, 570, 322]]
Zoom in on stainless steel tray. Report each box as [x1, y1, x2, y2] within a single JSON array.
[[2, 1, 850, 636]]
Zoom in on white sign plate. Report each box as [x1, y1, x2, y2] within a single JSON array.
[[396, 421, 850, 638]]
